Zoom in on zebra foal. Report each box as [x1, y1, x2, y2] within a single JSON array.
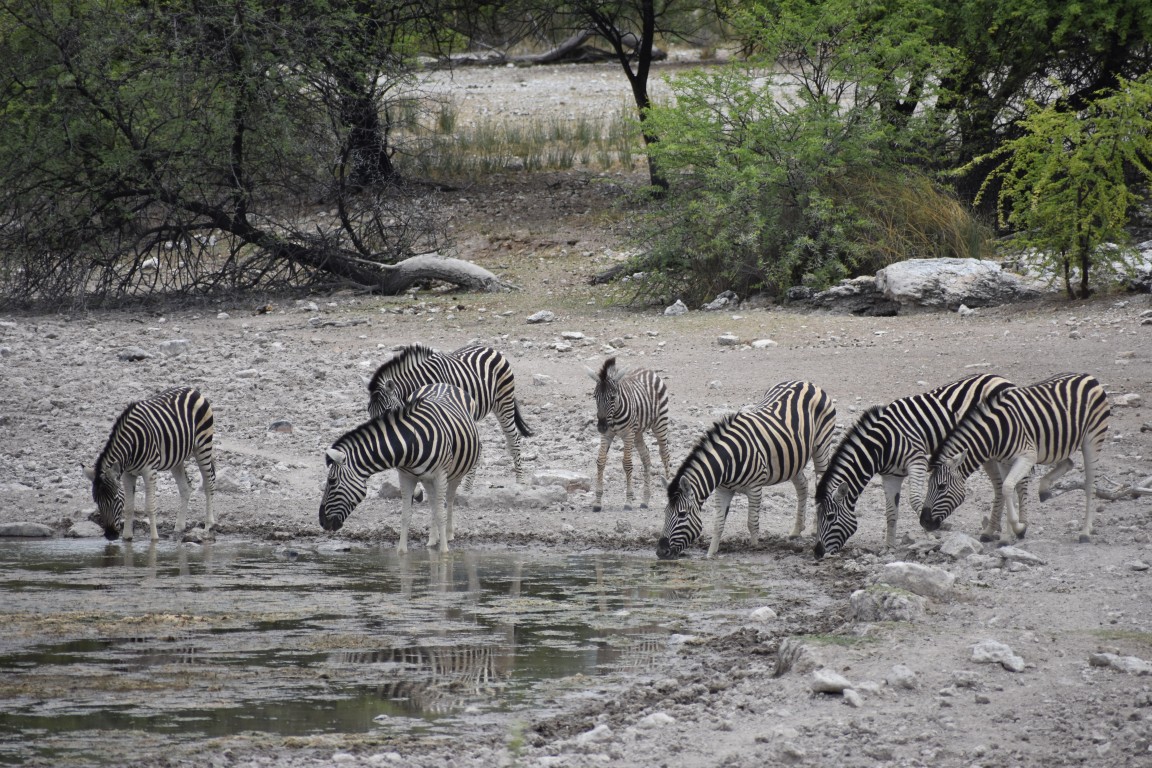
[[921, 373, 1110, 543], [322, 383, 480, 553], [813, 373, 1015, 558], [586, 357, 672, 511], [657, 380, 836, 559], [84, 387, 216, 541], [367, 343, 531, 484]]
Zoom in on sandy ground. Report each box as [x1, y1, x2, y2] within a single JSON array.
[[3, 58, 1152, 768]]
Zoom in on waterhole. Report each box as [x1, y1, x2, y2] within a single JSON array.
[[0, 538, 813, 764]]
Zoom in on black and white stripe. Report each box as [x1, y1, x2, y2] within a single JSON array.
[[586, 357, 672, 511], [656, 381, 836, 559], [813, 374, 1014, 558], [921, 373, 1110, 543], [367, 343, 531, 483], [323, 383, 481, 552], [84, 387, 216, 541]]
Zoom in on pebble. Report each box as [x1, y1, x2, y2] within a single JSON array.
[[560, 331, 585, 340], [1112, 393, 1143, 407], [268, 420, 293, 433], [842, 688, 864, 708], [971, 639, 1026, 672], [575, 724, 613, 744], [996, 546, 1046, 565], [663, 300, 688, 316], [878, 561, 956, 599], [0, 522, 53, 538], [717, 333, 741, 346], [637, 712, 676, 729], [749, 606, 777, 621], [532, 374, 554, 386], [751, 338, 777, 349], [811, 668, 853, 693], [887, 664, 918, 690], [159, 339, 191, 356], [526, 310, 556, 324], [117, 346, 152, 361]]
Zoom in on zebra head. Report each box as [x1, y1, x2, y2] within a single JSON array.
[[656, 474, 702, 559], [319, 448, 368, 532], [814, 484, 858, 559], [368, 378, 406, 420], [920, 450, 968, 531], [587, 357, 626, 434], [83, 463, 124, 540]]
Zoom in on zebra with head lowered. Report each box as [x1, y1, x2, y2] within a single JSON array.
[[657, 380, 836, 559], [921, 372, 1110, 543], [586, 357, 672, 511], [323, 383, 481, 553], [84, 387, 216, 541], [367, 343, 531, 484], [813, 373, 1016, 559]]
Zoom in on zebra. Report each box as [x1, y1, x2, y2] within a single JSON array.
[[367, 343, 532, 484], [920, 372, 1110, 543], [83, 387, 216, 542], [813, 373, 1016, 558], [656, 380, 836, 559], [586, 357, 672, 511], [322, 382, 481, 553]]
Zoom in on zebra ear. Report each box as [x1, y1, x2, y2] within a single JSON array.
[[361, 374, 372, 386], [608, 364, 627, 384], [945, 451, 965, 471], [585, 366, 600, 382], [83, 465, 96, 481], [832, 484, 849, 502], [325, 448, 348, 465]]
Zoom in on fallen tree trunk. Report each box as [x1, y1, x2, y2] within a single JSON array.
[[377, 253, 516, 293], [438, 30, 666, 67]]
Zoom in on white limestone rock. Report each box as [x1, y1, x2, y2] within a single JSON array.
[[811, 669, 853, 694], [0, 522, 53, 538], [663, 300, 688, 316], [1088, 652, 1152, 675], [887, 664, 919, 690], [530, 469, 592, 493], [971, 639, 1026, 672], [878, 561, 956, 599], [66, 520, 105, 538], [939, 531, 983, 559], [875, 258, 1044, 313], [849, 586, 927, 622], [526, 310, 556, 324]]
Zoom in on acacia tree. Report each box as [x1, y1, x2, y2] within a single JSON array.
[[0, 0, 501, 307], [971, 76, 1152, 298]]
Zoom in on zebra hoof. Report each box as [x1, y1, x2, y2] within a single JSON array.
[[1014, 527, 1027, 540], [623, 504, 633, 512], [1038, 490, 1052, 502], [592, 504, 602, 512], [639, 503, 648, 510], [1078, 533, 1092, 544], [978, 533, 998, 543]]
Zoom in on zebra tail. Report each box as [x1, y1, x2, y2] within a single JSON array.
[[513, 399, 533, 437]]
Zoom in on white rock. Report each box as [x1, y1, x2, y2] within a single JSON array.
[[575, 724, 614, 744], [663, 299, 688, 316], [1088, 652, 1152, 675], [707, 380, 722, 390], [887, 664, 918, 689], [550, 342, 573, 352], [811, 669, 853, 694], [751, 338, 778, 349], [971, 639, 1026, 672], [957, 303, 976, 317], [878, 561, 956, 599], [0, 522, 53, 538], [939, 531, 983, 559], [561, 331, 585, 340], [749, 606, 777, 621], [66, 520, 104, 538], [843, 688, 865, 708], [637, 712, 676, 729], [995, 546, 1046, 565], [532, 374, 554, 387], [159, 339, 191, 356], [117, 346, 152, 361], [530, 470, 592, 493], [1112, 393, 1143, 407], [526, 310, 556, 324], [848, 586, 926, 622], [875, 258, 1044, 312], [717, 333, 741, 346], [216, 312, 230, 320], [235, 368, 260, 378]]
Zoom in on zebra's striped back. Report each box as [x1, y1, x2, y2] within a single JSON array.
[[321, 383, 480, 531], [657, 381, 834, 559], [367, 343, 531, 480], [89, 387, 215, 540], [813, 373, 1013, 557], [921, 373, 1109, 531]]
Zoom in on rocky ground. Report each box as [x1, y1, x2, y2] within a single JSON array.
[[3, 57, 1152, 768]]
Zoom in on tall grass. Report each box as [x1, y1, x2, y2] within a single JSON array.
[[394, 99, 645, 179]]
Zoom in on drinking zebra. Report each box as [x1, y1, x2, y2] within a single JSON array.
[[813, 373, 1015, 558], [367, 343, 531, 483], [656, 380, 836, 559], [83, 387, 216, 541], [921, 372, 1110, 543], [322, 383, 481, 553], [586, 357, 672, 511]]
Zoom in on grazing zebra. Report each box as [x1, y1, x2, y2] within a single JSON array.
[[83, 387, 216, 542], [656, 380, 836, 559], [813, 373, 1015, 558], [921, 373, 1110, 543], [586, 357, 672, 511], [322, 383, 481, 553], [367, 343, 532, 484]]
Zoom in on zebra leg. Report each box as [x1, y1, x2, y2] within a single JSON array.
[[1080, 443, 1098, 543], [1000, 455, 1036, 540], [789, 469, 809, 538], [122, 472, 138, 542], [621, 431, 636, 511], [461, 467, 477, 496], [446, 479, 462, 543], [593, 433, 612, 512], [197, 455, 216, 530], [500, 423, 524, 485], [1037, 458, 1075, 502], [654, 417, 672, 481], [746, 486, 763, 547], [142, 468, 160, 542], [708, 488, 737, 558], [979, 461, 1005, 542], [170, 463, 192, 535], [881, 474, 904, 549], [397, 473, 419, 554], [425, 471, 449, 553], [634, 431, 653, 509]]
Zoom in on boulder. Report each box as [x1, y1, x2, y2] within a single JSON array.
[[874, 258, 1043, 313], [663, 299, 688, 316], [971, 639, 1026, 672], [530, 469, 592, 493], [808, 275, 900, 316], [0, 522, 54, 538], [66, 520, 105, 538], [878, 561, 956, 599], [848, 585, 927, 622]]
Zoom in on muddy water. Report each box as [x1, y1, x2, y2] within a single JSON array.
[[0, 538, 807, 764]]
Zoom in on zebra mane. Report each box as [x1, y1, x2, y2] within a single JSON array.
[[815, 405, 886, 501], [667, 412, 741, 505], [930, 388, 1006, 466], [597, 356, 617, 383], [368, 343, 436, 392], [94, 400, 140, 477]]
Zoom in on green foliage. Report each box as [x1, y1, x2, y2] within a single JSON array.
[[631, 0, 981, 304], [970, 75, 1152, 298]]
